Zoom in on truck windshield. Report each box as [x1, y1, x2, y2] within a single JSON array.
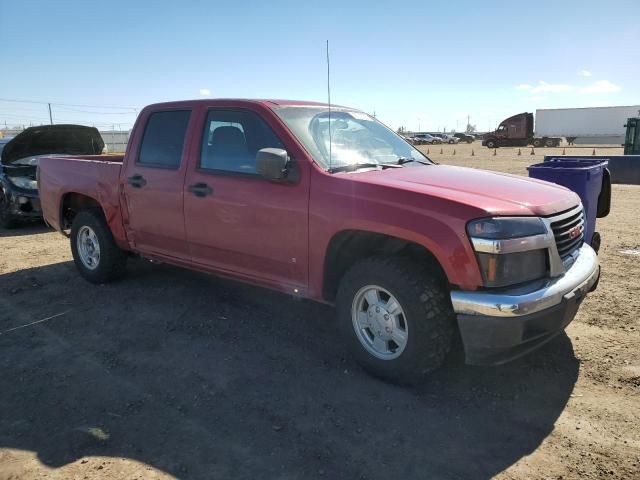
[[275, 107, 431, 171]]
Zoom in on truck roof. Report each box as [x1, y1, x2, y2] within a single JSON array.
[[536, 105, 640, 112], [144, 99, 347, 110]]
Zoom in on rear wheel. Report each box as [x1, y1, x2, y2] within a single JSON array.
[[545, 138, 555, 147], [533, 138, 542, 148], [336, 256, 455, 384], [70, 209, 127, 283]]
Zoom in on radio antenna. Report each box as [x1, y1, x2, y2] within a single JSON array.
[[326, 40, 332, 170]]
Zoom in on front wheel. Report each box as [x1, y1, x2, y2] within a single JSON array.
[[336, 257, 455, 384], [486, 139, 497, 148], [70, 209, 127, 283]]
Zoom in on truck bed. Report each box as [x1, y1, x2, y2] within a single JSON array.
[[38, 155, 124, 233]]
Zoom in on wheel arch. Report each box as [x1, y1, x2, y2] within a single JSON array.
[[484, 136, 498, 147], [59, 192, 106, 230], [322, 230, 448, 302]]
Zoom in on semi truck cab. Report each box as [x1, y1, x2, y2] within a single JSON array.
[[483, 112, 561, 149]]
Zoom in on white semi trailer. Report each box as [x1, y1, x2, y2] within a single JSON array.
[[483, 105, 640, 148], [536, 105, 640, 145]]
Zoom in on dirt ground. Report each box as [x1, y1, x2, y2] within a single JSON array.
[[1, 143, 638, 479]]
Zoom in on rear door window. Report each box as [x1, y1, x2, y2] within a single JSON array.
[[138, 110, 191, 168]]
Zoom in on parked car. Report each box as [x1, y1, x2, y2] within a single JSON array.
[[412, 133, 440, 144], [38, 99, 600, 383], [430, 133, 459, 144], [0, 125, 103, 228], [453, 132, 474, 143]]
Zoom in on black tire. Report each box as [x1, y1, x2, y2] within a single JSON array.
[[336, 256, 455, 384], [486, 139, 496, 149], [532, 139, 542, 148], [545, 139, 555, 147], [70, 209, 127, 283]]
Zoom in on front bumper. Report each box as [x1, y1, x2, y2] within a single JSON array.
[[450, 244, 599, 365], [3, 187, 42, 219]]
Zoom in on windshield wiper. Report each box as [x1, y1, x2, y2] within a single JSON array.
[[396, 157, 430, 166], [328, 162, 402, 173]]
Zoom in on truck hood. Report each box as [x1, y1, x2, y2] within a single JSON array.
[[1, 124, 104, 166], [352, 164, 579, 216]]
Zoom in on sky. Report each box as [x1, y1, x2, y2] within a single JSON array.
[[1, 0, 639, 133]]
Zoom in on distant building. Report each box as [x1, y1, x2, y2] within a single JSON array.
[[100, 130, 130, 153]]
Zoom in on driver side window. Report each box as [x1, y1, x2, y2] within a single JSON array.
[[199, 110, 284, 175]]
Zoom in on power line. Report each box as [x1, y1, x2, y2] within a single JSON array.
[[0, 98, 139, 110], [53, 106, 137, 115]]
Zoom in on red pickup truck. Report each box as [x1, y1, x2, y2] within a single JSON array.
[[38, 99, 600, 382]]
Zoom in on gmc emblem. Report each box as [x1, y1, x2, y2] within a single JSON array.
[[568, 225, 582, 240]]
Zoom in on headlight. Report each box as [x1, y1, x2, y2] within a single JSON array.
[[7, 176, 38, 190], [467, 217, 546, 239], [468, 217, 549, 288]]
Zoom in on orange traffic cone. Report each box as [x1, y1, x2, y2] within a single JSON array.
[[530, 147, 535, 155], [452, 149, 456, 155], [440, 147, 443, 154], [471, 149, 475, 157], [517, 148, 521, 156], [562, 148, 566, 155], [493, 148, 497, 156], [592, 148, 596, 155], [427, 148, 430, 154]]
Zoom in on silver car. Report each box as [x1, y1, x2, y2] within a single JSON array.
[[431, 133, 459, 144]]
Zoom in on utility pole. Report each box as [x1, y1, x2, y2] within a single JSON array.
[[48, 103, 53, 125]]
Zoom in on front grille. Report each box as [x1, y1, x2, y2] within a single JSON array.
[[550, 206, 584, 258]]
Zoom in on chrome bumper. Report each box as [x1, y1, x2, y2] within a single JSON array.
[[451, 243, 599, 318]]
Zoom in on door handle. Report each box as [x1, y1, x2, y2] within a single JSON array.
[[188, 182, 213, 197], [127, 174, 147, 188]]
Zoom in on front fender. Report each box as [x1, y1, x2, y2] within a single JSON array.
[[308, 173, 485, 299]]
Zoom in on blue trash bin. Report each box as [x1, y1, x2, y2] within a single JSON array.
[[527, 160, 608, 248], [544, 157, 612, 219]]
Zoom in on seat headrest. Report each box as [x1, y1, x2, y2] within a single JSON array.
[[210, 126, 247, 152]]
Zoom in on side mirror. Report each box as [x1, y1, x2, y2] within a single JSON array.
[[256, 148, 291, 181]]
